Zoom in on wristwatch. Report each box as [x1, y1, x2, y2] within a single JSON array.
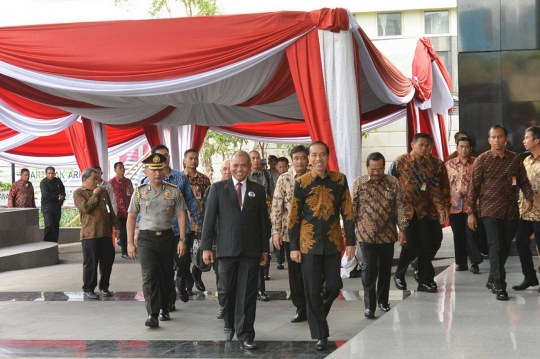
[[179, 237, 188, 243]]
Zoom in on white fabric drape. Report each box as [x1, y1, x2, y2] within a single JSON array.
[[0, 135, 147, 169], [319, 29, 362, 183], [90, 121, 109, 180], [210, 126, 311, 144], [362, 108, 407, 132], [0, 133, 38, 152], [0, 101, 79, 136], [431, 62, 454, 115]]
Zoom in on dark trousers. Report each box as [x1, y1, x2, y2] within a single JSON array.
[[301, 252, 342, 340], [213, 258, 222, 307], [175, 232, 198, 294], [482, 217, 518, 290], [81, 237, 115, 292], [117, 218, 128, 255], [396, 214, 433, 284], [284, 242, 306, 316], [277, 246, 285, 265], [360, 242, 394, 311], [515, 219, 540, 281], [449, 213, 483, 266], [138, 230, 176, 315], [42, 206, 61, 242], [218, 256, 260, 342]]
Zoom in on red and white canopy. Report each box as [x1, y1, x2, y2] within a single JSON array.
[[0, 8, 452, 181]]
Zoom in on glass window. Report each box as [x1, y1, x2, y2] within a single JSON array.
[[425, 10, 449, 34], [377, 13, 402, 36]]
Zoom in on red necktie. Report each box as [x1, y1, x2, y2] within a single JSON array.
[[237, 182, 242, 208]]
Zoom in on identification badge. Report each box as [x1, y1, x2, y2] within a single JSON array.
[[248, 191, 255, 197], [512, 176, 517, 186], [196, 191, 201, 200], [105, 204, 111, 213], [533, 180, 538, 191], [421, 182, 427, 191]]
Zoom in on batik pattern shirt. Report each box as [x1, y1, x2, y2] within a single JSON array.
[[446, 157, 476, 214], [468, 150, 533, 220], [427, 155, 451, 220], [73, 187, 118, 240], [183, 170, 211, 232], [388, 154, 444, 221], [8, 180, 36, 208], [271, 168, 300, 242], [142, 168, 201, 235], [110, 176, 134, 219], [352, 174, 407, 244], [519, 154, 540, 221], [288, 170, 356, 255]]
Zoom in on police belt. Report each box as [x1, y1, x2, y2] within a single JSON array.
[[139, 229, 174, 237]]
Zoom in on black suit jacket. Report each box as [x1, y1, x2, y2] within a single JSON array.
[[201, 178, 270, 259]]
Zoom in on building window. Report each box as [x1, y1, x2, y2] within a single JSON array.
[[425, 10, 449, 34], [377, 13, 402, 36]]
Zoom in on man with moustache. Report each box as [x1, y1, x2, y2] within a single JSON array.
[[110, 162, 134, 259], [468, 125, 533, 300], [512, 126, 540, 292], [289, 141, 356, 351], [271, 146, 309, 323], [8, 168, 36, 208], [127, 154, 188, 327], [40, 166, 66, 243], [202, 151, 270, 350]]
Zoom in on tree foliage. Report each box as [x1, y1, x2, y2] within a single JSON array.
[[200, 130, 248, 167], [114, 0, 218, 18]]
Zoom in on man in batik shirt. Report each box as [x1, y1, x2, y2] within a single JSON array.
[[8, 168, 36, 208], [289, 141, 355, 351]]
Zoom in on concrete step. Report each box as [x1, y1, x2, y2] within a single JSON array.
[[0, 242, 59, 273]]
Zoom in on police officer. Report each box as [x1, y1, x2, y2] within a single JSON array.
[[126, 154, 188, 328]]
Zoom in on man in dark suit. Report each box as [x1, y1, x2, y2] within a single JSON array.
[[202, 150, 270, 350]]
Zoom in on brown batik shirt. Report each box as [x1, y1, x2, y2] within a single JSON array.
[[183, 170, 211, 232], [73, 187, 119, 240], [288, 170, 356, 255], [468, 150, 533, 220], [352, 174, 408, 244]]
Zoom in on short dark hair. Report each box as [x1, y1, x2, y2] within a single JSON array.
[[93, 165, 102, 171], [456, 137, 472, 147], [309, 141, 330, 156], [45, 166, 55, 174], [113, 162, 124, 170], [152, 144, 169, 154], [268, 155, 278, 161], [20, 168, 30, 175], [412, 133, 432, 144], [366, 152, 385, 167], [183, 148, 198, 158], [454, 131, 468, 141], [276, 157, 289, 165], [489, 125, 508, 137], [290, 145, 308, 157], [81, 168, 98, 180], [526, 126, 540, 141]]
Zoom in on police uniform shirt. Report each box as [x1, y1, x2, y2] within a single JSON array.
[[128, 182, 187, 231]]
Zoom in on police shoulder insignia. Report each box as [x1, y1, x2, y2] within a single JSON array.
[[165, 182, 178, 188]]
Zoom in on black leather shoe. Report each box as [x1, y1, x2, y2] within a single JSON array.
[[496, 289, 509, 301], [413, 270, 419, 283], [168, 303, 176, 312], [277, 263, 284, 270], [264, 275, 271, 280], [512, 278, 539, 291], [100, 289, 113, 298], [224, 328, 235, 341], [378, 303, 391, 312], [486, 281, 494, 290], [364, 309, 375, 319], [179, 291, 189, 303], [257, 291, 270, 301], [394, 276, 407, 291], [316, 338, 328, 351], [428, 282, 438, 289], [83, 291, 100, 300], [145, 315, 159, 328], [470, 264, 480, 274], [417, 284, 437, 293], [217, 308, 224, 319], [159, 310, 170, 321], [456, 264, 469, 271], [291, 313, 307, 323], [241, 341, 257, 350], [194, 280, 206, 292], [186, 288, 194, 296]]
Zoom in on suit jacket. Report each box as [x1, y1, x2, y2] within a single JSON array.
[[201, 178, 270, 259]]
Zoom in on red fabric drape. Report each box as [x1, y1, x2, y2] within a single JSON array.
[[191, 125, 209, 152], [222, 121, 309, 137], [143, 125, 161, 148], [411, 39, 433, 102], [0, 123, 20, 140], [286, 31, 339, 170], [65, 118, 100, 171], [0, 89, 70, 118]]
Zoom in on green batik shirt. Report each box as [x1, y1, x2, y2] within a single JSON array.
[[288, 170, 356, 255]]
